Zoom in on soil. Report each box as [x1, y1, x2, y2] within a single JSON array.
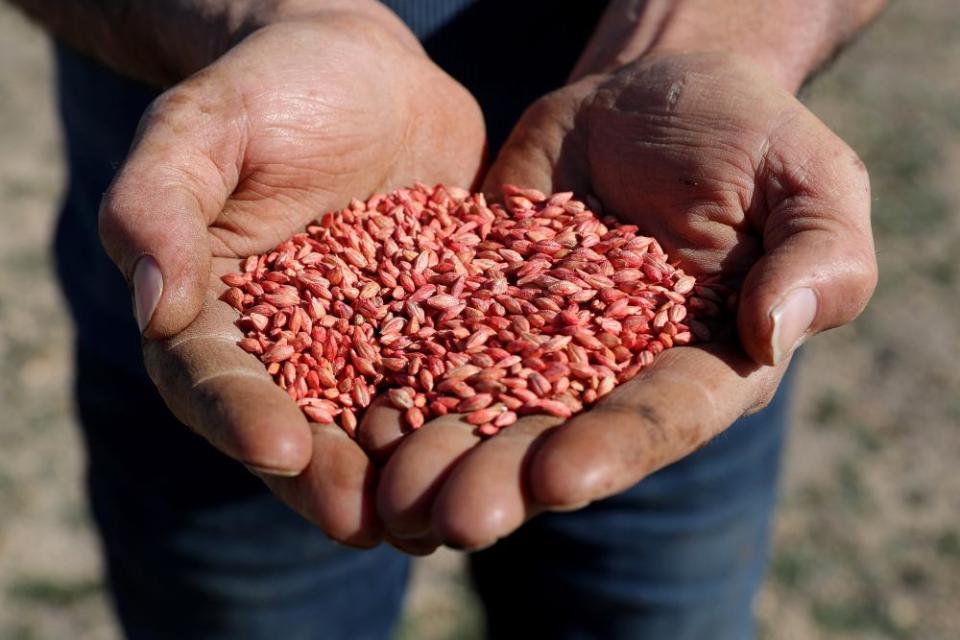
[[0, 2, 957, 638]]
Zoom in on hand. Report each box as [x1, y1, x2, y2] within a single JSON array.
[[364, 53, 876, 552], [98, 9, 486, 546]]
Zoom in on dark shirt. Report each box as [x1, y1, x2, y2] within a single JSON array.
[[53, 0, 607, 374]]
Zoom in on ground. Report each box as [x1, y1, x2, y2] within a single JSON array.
[[0, 2, 957, 639]]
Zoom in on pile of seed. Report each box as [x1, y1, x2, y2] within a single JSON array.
[[219, 184, 724, 438]]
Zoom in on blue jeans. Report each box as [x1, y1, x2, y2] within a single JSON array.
[[76, 346, 788, 640]]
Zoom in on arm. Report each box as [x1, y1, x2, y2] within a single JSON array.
[[7, 0, 414, 86], [571, 0, 887, 91]]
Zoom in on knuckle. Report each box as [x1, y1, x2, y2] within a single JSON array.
[[858, 248, 880, 288], [835, 233, 879, 313], [141, 81, 213, 131], [97, 186, 133, 267], [847, 148, 872, 200], [829, 141, 872, 205], [744, 391, 775, 416], [850, 254, 879, 315], [743, 378, 779, 416]]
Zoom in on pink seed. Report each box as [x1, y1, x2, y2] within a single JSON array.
[[548, 280, 581, 296], [477, 423, 500, 437], [674, 275, 696, 294], [341, 409, 357, 438], [539, 400, 573, 418], [352, 355, 378, 377], [221, 272, 247, 287], [418, 368, 434, 392], [351, 383, 371, 408], [528, 371, 552, 396], [262, 343, 295, 363], [387, 387, 413, 409], [343, 248, 368, 269], [382, 357, 407, 372], [457, 393, 493, 413], [597, 376, 616, 397], [426, 294, 460, 309], [448, 380, 476, 399], [405, 407, 425, 430], [238, 338, 263, 355], [220, 287, 245, 311], [444, 365, 482, 380], [303, 405, 335, 424], [247, 313, 270, 331], [466, 407, 504, 425], [493, 411, 518, 428]]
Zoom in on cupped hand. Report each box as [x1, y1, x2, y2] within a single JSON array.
[[364, 53, 877, 553], [98, 9, 485, 546]]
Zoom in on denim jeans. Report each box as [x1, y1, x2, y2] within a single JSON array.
[[76, 345, 789, 640]]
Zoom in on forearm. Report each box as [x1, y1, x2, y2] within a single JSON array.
[[571, 0, 887, 92], [7, 0, 406, 86]]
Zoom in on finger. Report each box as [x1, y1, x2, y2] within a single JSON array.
[[529, 343, 786, 508], [431, 415, 561, 550], [99, 82, 242, 338], [738, 113, 878, 365], [376, 416, 480, 539], [356, 396, 406, 464], [258, 424, 383, 548], [142, 259, 311, 476], [384, 532, 442, 557]]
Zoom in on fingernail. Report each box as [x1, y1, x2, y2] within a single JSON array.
[[244, 463, 301, 478], [132, 255, 163, 333], [770, 287, 817, 364], [548, 500, 590, 513]]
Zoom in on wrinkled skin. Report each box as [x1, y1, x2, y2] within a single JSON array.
[[363, 54, 877, 553], [99, 14, 485, 547]]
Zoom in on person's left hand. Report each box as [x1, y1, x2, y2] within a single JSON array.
[[358, 52, 878, 554]]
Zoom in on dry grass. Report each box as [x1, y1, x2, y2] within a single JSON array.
[[0, 1, 957, 638]]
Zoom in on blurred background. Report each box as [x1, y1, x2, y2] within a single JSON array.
[[0, 1, 957, 638]]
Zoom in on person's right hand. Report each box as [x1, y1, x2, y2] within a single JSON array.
[[98, 5, 485, 547], [358, 52, 877, 554]]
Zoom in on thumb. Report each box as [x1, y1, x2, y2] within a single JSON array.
[[481, 86, 593, 197], [737, 123, 878, 366], [99, 86, 239, 338]]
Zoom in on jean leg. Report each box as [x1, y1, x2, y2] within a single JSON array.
[[470, 367, 794, 640], [75, 347, 410, 640]]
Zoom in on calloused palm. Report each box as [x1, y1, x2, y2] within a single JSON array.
[[361, 53, 877, 553], [99, 13, 486, 546]]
